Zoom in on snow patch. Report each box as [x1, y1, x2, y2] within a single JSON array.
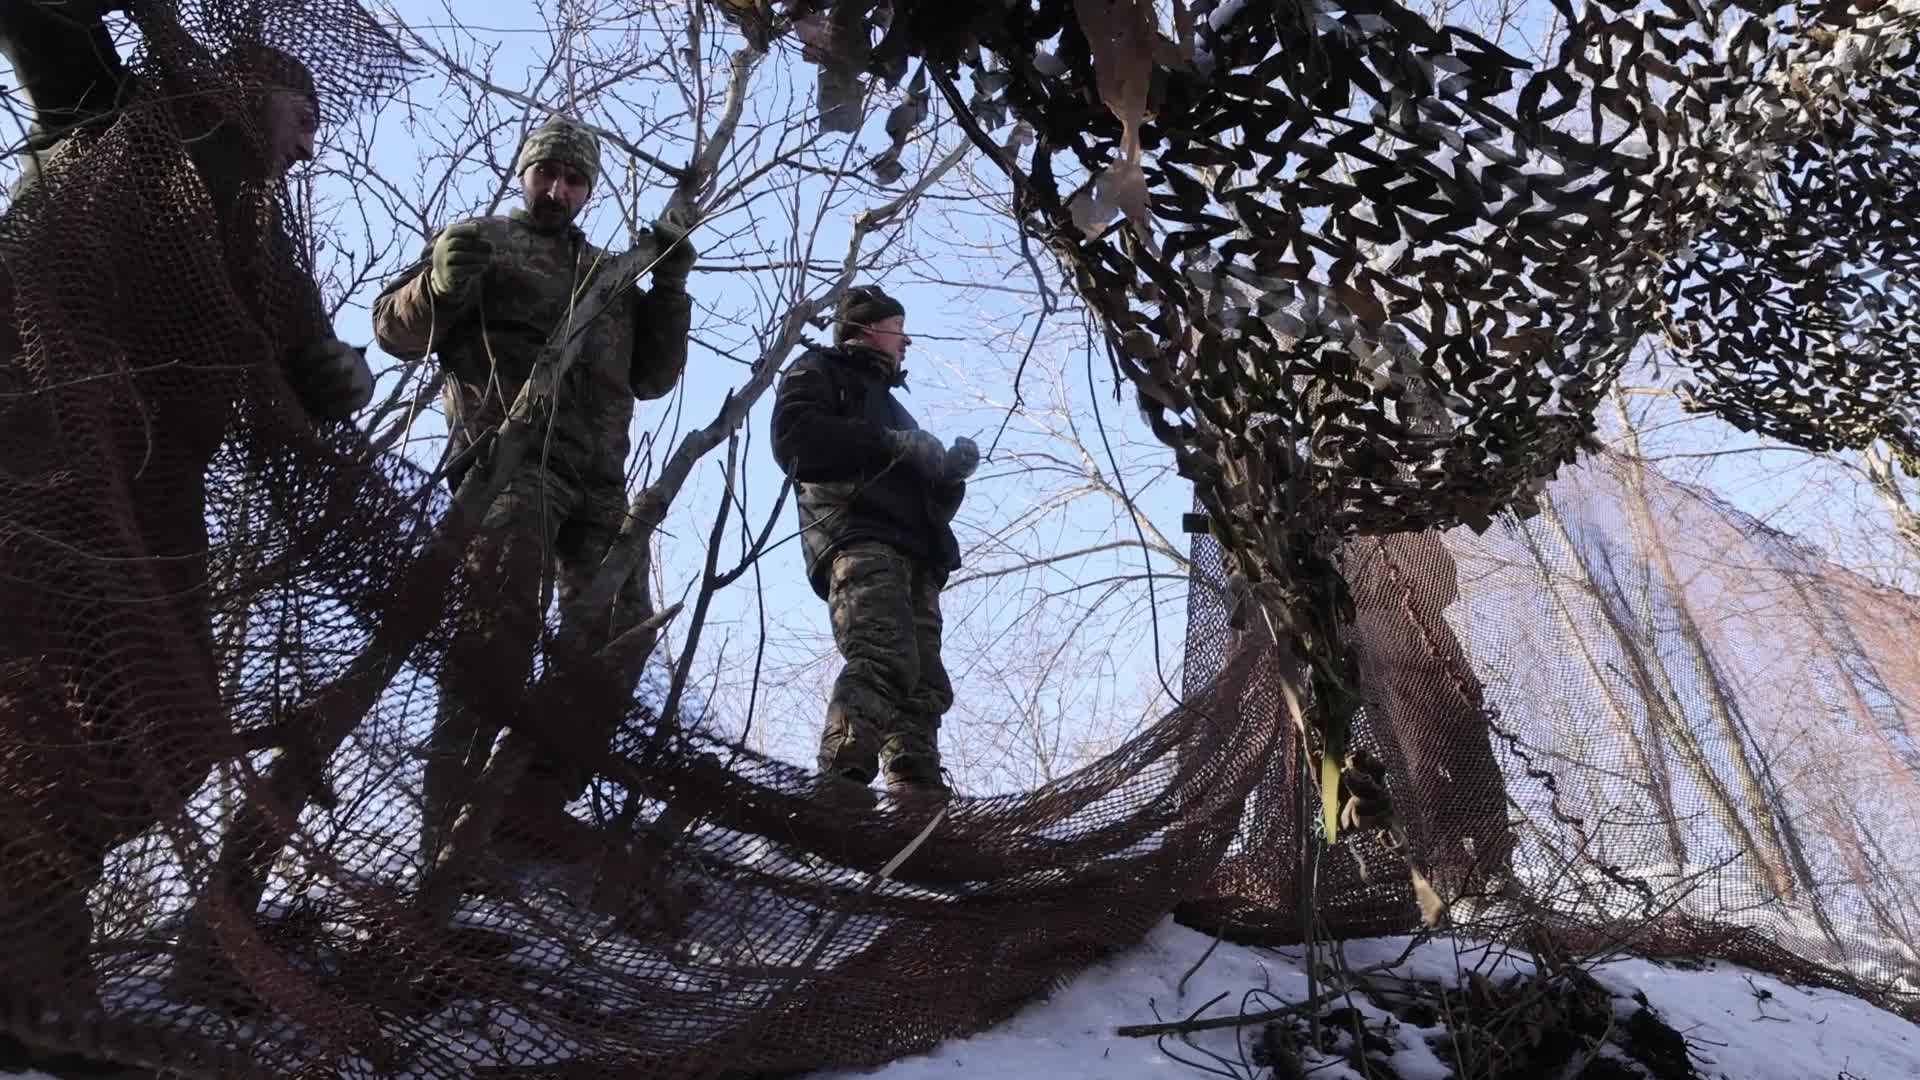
[[816, 919, 1920, 1080]]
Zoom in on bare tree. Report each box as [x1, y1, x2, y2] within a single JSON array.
[[142, 0, 1002, 954], [1607, 375, 1920, 594]]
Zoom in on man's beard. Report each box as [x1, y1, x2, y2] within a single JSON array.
[[529, 196, 572, 228]]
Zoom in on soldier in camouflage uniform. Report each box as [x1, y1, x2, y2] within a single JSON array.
[[371, 117, 696, 862], [0, 3, 374, 1015], [770, 286, 978, 806]]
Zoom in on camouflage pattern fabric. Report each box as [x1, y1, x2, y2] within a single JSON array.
[[371, 207, 691, 496], [419, 465, 645, 859], [375, 203, 690, 856], [514, 116, 601, 189], [821, 541, 952, 786]]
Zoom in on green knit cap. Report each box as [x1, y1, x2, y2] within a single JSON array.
[[515, 116, 601, 189]]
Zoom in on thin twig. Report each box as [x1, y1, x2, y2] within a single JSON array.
[[400, 31, 689, 181], [1117, 987, 1347, 1038], [1178, 930, 1228, 998]]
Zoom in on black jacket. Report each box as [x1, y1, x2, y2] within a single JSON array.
[[770, 342, 964, 599]]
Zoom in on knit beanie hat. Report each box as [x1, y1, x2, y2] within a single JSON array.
[[835, 284, 907, 344], [222, 42, 318, 102], [515, 116, 602, 189]]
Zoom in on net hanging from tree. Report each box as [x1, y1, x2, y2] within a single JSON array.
[[0, 0, 1918, 1077]]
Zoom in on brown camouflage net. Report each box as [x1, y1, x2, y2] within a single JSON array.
[[3, 0, 1920, 1077]]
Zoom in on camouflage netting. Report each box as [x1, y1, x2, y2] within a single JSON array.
[[1181, 453, 1920, 1007], [3, 0, 1920, 1077], [739, 0, 1920, 925]]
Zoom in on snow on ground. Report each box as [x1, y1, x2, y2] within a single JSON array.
[[5, 918, 1913, 1078], [816, 919, 1920, 1080]]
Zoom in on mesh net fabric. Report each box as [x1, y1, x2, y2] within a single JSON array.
[[1181, 453, 1920, 1015], [2, 0, 1920, 1078]]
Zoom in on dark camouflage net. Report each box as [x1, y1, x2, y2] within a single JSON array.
[[1, 0, 1918, 1077], [827, 0, 1920, 937]]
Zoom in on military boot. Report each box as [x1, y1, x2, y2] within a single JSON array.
[[882, 749, 951, 809], [812, 765, 879, 812]]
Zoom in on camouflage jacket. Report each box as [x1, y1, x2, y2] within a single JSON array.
[[370, 208, 692, 492]]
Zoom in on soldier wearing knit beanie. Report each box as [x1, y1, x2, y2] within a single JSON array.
[[770, 284, 981, 810], [371, 110, 700, 866], [835, 284, 908, 345], [515, 116, 603, 194]]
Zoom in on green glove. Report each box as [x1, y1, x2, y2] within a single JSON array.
[[650, 216, 697, 289], [429, 221, 493, 299]]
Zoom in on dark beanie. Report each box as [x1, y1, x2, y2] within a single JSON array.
[[836, 284, 907, 344], [222, 42, 318, 102]]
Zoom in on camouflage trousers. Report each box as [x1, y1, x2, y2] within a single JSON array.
[[821, 542, 954, 785], [422, 465, 647, 863]]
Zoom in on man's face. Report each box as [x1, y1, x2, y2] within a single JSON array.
[[520, 160, 593, 228], [261, 87, 318, 176], [861, 314, 912, 368]]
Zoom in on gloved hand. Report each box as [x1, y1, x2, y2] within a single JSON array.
[[1335, 749, 1394, 835], [943, 436, 979, 481], [887, 428, 947, 477], [650, 215, 697, 290], [293, 339, 374, 421], [429, 221, 493, 299]]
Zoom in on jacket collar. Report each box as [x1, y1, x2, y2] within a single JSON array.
[[835, 342, 909, 389], [508, 206, 586, 242]]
